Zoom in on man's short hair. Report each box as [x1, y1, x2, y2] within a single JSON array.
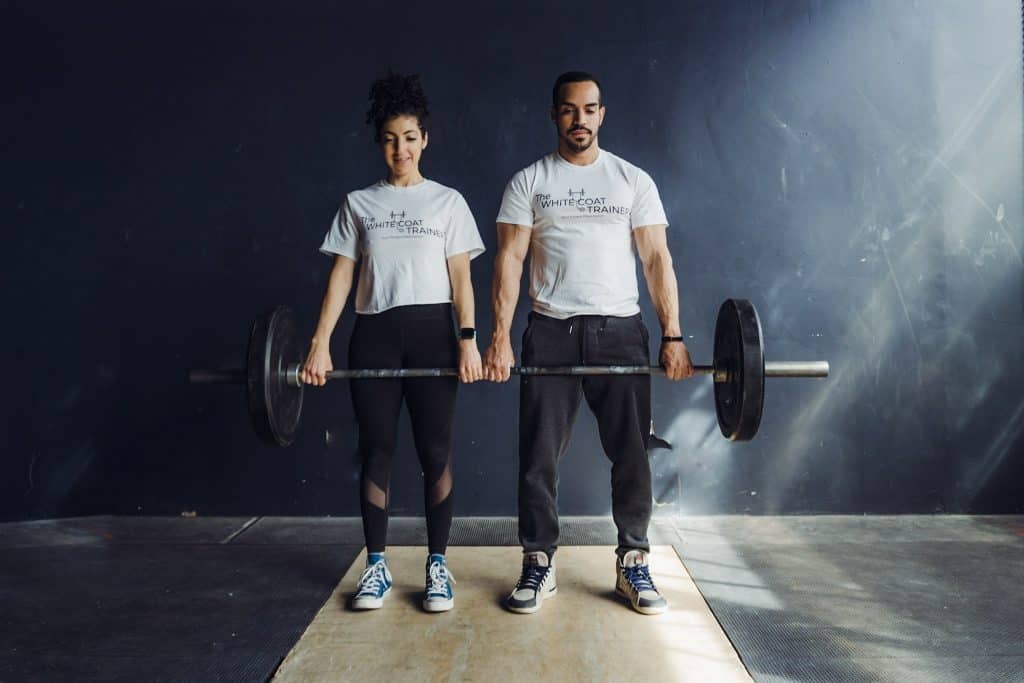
[[551, 71, 603, 108]]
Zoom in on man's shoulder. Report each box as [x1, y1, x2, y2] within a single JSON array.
[[600, 149, 650, 179], [508, 154, 558, 183]]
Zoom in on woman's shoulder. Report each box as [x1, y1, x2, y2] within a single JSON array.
[[344, 180, 388, 202], [421, 179, 471, 206]]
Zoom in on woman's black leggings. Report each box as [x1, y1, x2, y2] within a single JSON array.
[[348, 303, 458, 556]]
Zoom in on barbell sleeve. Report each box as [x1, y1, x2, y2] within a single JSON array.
[[765, 361, 830, 377]]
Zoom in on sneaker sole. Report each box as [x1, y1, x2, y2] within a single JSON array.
[[506, 586, 557, 614], [615, 586, 667, 615], [423, 597, 454, 612], [352, 587, 391, 610]]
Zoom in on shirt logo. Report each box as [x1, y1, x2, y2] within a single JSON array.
[[533, 188, 630, 216], [361, 212, 444, 239]]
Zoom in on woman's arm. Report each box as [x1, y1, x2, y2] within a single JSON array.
[[302, 255, 356, 386], [447, 252, 483, 383]]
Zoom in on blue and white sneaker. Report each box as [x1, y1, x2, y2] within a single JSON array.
[[423, 554, 456, 612], [352, 553, 392, 610], [506, 551, 557, 614], [616, 549, 668, 615]]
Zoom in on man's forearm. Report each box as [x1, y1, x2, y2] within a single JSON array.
[[491, 251, 523, 342], [644, 252, 681, 336]]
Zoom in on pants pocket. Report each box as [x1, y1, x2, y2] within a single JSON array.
[[521, 315, 536, 365]]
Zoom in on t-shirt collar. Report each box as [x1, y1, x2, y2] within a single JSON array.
[[553, 148, 604, 170], [378, 177, 430, 192]]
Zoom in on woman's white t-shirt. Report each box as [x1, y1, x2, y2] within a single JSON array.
[[320, 179, 485, 314]]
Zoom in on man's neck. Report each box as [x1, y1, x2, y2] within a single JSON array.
[[556, 142, 601, 166]]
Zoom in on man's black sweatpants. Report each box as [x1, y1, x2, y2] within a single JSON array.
[[518, 311, 653, 558]]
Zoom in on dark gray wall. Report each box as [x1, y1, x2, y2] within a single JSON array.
[[2, 1, 1022, 520]]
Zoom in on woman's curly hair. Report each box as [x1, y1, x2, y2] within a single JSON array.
[[366, 72, 430, 142]]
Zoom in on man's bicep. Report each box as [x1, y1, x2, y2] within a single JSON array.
[[497, 222, 532, 262]]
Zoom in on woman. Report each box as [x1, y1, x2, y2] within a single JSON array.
[[302, 73, 485, 613]]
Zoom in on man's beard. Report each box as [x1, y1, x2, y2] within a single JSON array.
[[564, 127, 595, 152]]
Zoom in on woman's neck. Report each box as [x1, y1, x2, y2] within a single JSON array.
[[387, 170, 425, 187]]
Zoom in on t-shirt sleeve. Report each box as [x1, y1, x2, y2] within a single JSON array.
[[495, 169, 534, 227], [319, 197, 360, 260], [445, 192, 486, 259], [631, 169, 669, 229]]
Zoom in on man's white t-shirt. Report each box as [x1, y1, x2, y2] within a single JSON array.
[[496, 149, 668, 319], [320, 179, 485, 314]]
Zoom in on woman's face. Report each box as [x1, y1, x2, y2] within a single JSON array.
[[379, 115, 427, 180]]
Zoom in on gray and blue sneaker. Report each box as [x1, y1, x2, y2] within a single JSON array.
[[423, 553, 456, 612], [506, 551, 557, 614], [352, 552, 392, 610], [615, 549, 668, 615]]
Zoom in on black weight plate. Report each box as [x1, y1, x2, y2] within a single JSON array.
[[713, 299, 765, 441], [246, 306, 304, 446]]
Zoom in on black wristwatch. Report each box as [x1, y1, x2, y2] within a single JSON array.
[[661, 336, 684, 343], [459, 327, 476, 341]]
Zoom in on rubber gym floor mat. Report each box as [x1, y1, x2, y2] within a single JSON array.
[[0, 515, 256, 548], [0, 542, 361, 682], [672, 516, 1024, 683], [273, 545, 751, 682]]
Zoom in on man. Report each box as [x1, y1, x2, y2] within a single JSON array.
[[483, 71, 693, 615]]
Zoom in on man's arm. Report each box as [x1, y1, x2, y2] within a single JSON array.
[[482, 223, 532, 382], [633, 225, 694, 380]]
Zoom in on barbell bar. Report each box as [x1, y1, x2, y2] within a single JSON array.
[[189, 299, 829, 446], [270, 361, 828, 384]]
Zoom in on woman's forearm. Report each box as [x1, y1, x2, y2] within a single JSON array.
[[447, 253, 476, 329]]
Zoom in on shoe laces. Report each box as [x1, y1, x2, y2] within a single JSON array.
[[356, 560, 388, 595], [427, 560, 456, 595], [515, 563, 550, 592], [623, 563, 657, 593]]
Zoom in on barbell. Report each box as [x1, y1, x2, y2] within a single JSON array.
[[189, 299, 829, 446]]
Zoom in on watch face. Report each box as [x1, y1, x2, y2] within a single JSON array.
[[459, 328, 476, 340]]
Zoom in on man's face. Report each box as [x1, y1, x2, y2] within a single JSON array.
[[552, 80, 605, 153]]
